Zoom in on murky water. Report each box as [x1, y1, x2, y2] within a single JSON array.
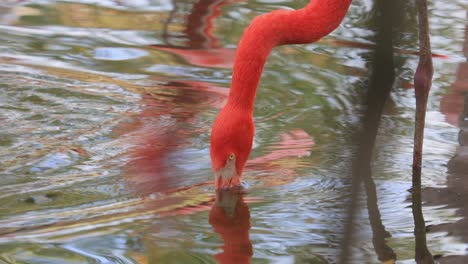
[[0, 0, 467, 263]]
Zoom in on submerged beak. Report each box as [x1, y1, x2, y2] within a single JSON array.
[[214, 157, 240, 190]]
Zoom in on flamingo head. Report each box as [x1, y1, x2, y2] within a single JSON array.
[[210, 106, 254, 190]]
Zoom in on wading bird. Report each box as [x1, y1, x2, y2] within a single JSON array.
[[210, 0, 352, 189]]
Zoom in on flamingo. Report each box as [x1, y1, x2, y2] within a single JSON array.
[[210, 0, 352, 189]]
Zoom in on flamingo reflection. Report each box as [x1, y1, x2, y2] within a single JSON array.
[[149, 0, 242, 68], [123, 0, 241, 193], [121, 80, 228, 195], [209, 190, 252, 264]]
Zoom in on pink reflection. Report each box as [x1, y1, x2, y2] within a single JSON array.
[[440, 63, 468, 126], [120, 80, 227, 196], [149, 46, 236, 68], [249, 129, 314, 166], [209, 190, 252, 264], [148, 0, 243, 68]]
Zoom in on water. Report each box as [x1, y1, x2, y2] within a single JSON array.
[[0, 0, 467, 263]]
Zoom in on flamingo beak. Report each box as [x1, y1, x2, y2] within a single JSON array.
[[214, 157, 239, 190]]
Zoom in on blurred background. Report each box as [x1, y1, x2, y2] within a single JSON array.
[[0, 0, 466, 263]]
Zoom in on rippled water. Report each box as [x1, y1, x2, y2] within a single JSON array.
[[0, 0, 467, 263]]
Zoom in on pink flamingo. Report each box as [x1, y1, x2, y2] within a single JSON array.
[[210, 0, 352, 189]]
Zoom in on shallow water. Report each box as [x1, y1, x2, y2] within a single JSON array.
[[0, 0, 467, 263]]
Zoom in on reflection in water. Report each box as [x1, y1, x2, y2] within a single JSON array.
[[337, 0, 439, 262], [209, 190, 252, 264], [151, 0, 239, 68], [327, 39, 448, 59], [424, 14, 468, 263], [339, 0, 398, 262], [363, 172, 396, 263], [0, 0, 466, 262], [122, 80, 227, 195], [119, 7, 319, 257], [124, 0, 236, 195], [411, 0, 434, 262]]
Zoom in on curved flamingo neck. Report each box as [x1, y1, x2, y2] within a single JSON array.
[[228, 0, 352, 111]]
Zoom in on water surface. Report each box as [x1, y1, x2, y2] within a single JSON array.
[[0, 0, 467, 263]]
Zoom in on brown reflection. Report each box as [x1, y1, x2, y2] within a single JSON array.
[[338, 0, 398, 262], [339, 0, 406, 262], [209, 190, 252, 264], [423, 12, 468, 263], [338, 0, 441, 262], [364, 172, 397, 263], [411, 0, 434, 262], [25, 2, 169, 30]]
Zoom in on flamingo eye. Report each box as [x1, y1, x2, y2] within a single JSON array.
[[228, 153, 235, 160]]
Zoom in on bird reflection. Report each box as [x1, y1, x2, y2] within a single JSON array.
[[149, 0, 240, 68], [121, 0, 239, 194], [209, 189, 253, 264], [121, 80, 227, 196]]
